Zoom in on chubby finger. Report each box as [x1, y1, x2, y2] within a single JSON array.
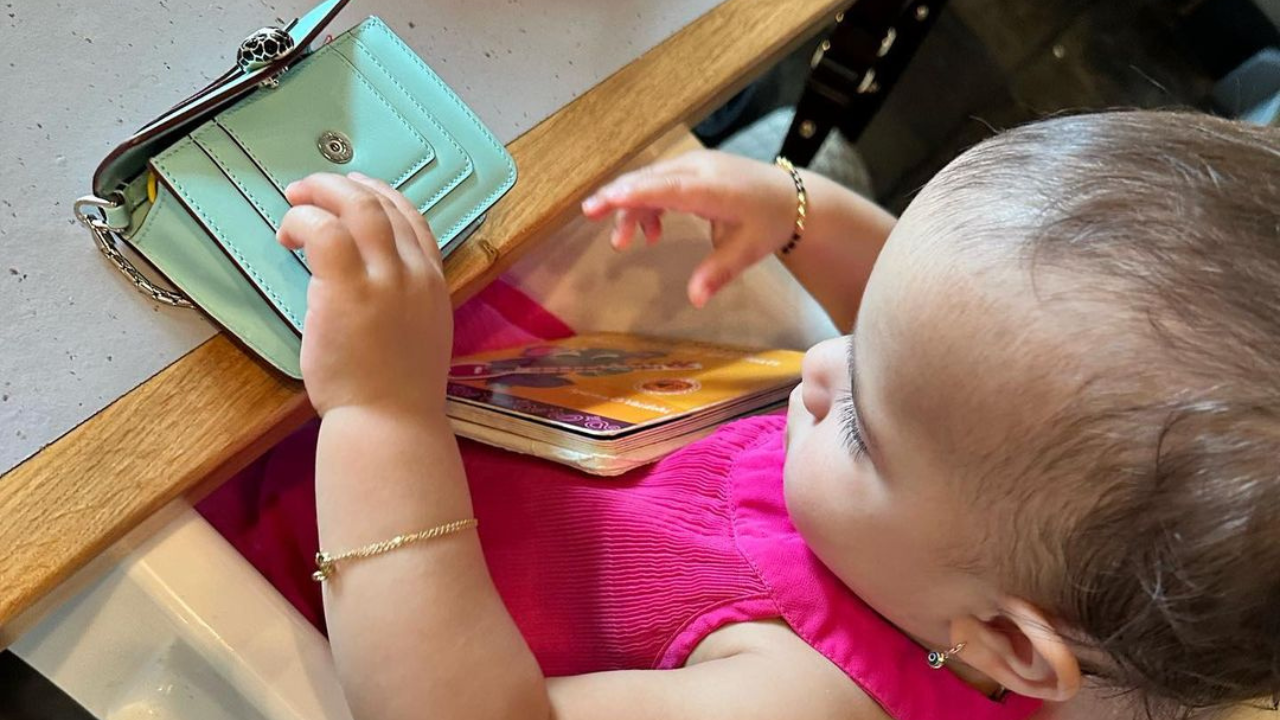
[[348, 172, 442, 267], [278, 204, 362, 280], [583, 162, 693, 218], [587, 174, 728, 220], [285, 173, 399, 272], [639, 212, 662, 245], [631, 152, 703, 179], [687, 232, 762, 308], [582, 150, 725, 217], [346, 175, 426, 273], [612, 209, 644, 250], [374, 190, 427, 274]]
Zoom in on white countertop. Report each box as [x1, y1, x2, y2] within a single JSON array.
[[0, 0, 724, 473]]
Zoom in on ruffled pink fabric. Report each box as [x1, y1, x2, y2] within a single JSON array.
[[196, 278, 573, 629], [726, 416, 1041, 720]]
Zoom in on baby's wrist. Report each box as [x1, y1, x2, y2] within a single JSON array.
[[322, 401, 451, 436]]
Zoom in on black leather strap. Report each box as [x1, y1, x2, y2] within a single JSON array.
[[780, 0, 945, 166]]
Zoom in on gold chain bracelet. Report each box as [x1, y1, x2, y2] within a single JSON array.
[[313, 518, 479, 582], [774, 156, 807, 256]]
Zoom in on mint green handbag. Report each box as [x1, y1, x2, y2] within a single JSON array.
[[74, 0, 517, 378]]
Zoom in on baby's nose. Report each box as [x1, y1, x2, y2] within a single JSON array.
[[799, 337, 847, 422]]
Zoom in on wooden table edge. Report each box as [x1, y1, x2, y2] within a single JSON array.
[[0, 0, 844, 631]]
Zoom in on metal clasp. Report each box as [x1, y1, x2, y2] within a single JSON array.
[[73, 194, 120, 231], [237, 26, 296, 88]]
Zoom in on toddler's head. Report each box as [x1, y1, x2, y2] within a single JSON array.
[[784, 111, 1280, 716]]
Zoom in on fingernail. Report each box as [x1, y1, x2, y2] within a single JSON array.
[[285, 181, 298, 194], [602, 183, 630, 200], [348, 171, 368, 181], [582, 196, 602, 213]]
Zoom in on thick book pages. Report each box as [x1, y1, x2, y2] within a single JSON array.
[[446, 333, 803, 475]]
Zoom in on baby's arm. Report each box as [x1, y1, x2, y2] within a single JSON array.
[[278, 172, 546, 720], [582, 151, 895, 332], [546, 620, 886, 720], [774, 167, 895, 331], [281, 172, 887, 720]]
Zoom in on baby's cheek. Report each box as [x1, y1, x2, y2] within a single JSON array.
[[783, 450, 842, 553]]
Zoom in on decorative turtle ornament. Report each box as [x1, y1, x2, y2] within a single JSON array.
[[236, 27, 295, 86]]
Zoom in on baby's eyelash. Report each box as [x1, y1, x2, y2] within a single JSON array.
[[836, 390, 868, 460]]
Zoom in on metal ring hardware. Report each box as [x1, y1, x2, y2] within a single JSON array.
[[74, 195, 194, 308]]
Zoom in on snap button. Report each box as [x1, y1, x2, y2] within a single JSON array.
[[318, 131, 354, 164]]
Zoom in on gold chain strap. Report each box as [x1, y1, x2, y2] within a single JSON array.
[[313, 518, 480, 582]]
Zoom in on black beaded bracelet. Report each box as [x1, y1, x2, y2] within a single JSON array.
[[775, 156, 807, 256]]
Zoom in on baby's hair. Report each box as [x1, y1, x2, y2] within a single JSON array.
[[936, 111, 1280, 717]]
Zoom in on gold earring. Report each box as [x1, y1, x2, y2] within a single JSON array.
[[927, 642, 966, 669]]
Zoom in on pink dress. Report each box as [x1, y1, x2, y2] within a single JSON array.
[[197, 280, 1039, 720]]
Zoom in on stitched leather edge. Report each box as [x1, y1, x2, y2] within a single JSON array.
[[130, 183, 300, 375], [194, 124, 281, 230], [197, 122, 314, 268], [341, 36, 474, 215], [152, 137, 303, 330], [364, 18, 518, 241], [219, 41, 435, 192]]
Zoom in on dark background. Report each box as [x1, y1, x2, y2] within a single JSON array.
[[697, 0, 1280, 212]]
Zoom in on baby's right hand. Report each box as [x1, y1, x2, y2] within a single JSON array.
[[277, 172, 453, 420], [581, 150, 799, 308]]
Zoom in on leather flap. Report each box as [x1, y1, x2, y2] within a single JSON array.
[[216, 48, 436, 198], [92, 0, 351, 196]]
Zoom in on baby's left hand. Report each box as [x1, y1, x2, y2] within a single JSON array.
[[277, 172, 452, 420]]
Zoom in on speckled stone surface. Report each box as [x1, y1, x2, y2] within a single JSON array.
[[0, 0, 723, 473]]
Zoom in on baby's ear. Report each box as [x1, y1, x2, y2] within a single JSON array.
[[950, 598, 1082, 703]]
